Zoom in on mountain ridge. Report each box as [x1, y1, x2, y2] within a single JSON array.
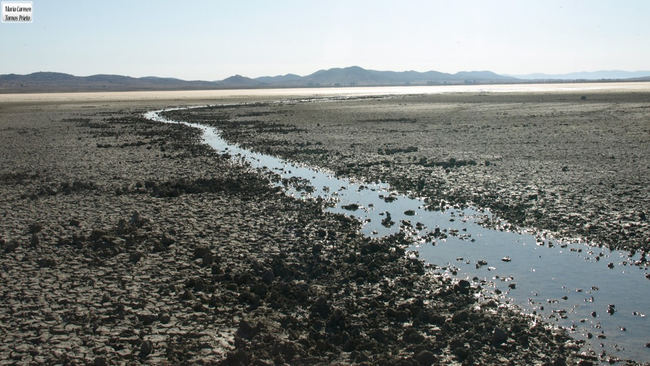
[[1, 66, 648, 93]]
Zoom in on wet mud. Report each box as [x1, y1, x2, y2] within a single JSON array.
[[0, 101, 595, 364], [166, 92, 650, 253]]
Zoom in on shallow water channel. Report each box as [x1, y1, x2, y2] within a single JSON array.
[[145, 105, 650, 362]]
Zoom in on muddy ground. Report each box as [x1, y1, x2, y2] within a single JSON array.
[[0, 100, 600, 365], [167, 92, 650, 253]]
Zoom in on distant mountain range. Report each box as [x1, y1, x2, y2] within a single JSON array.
[[0, 72, 219, 93], [1, 66, 649, 93]]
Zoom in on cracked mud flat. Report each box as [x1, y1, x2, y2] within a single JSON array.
[[0, 98, 599, 365]]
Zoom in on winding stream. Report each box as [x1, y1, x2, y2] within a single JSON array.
[[145, 104, 650, 362]]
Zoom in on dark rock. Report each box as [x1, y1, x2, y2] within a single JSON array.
[[37, 258, 56, 268], [138, 340, 153, 359], [160, 233, 175, 246], [159, 313, 171, 324], [553, 357, 567, 366], [235, 320, 258, 340], [492, 327, 508, 345], [360, 242, 384, 255], [250, 282, 268, 298], [387, 308, 409, 322], [193, 246, 210, 259], [370, 329, 387, 343], [311, 243, 323, 255], [326, 309, 347, 333], [341, 203, 359, 211], [193, 246, 213, 265], [129, 252, 143, 263], [180, 290, 195, 301], [30, 233, 39, 247], [384, 195, 397, 203], [403, 328, 424, 344], [28, 222, 43, 234], [452, 310, 469, 323], [238, 291, 260, 308], [152, 239, 169, 253], [310, 296, 330, 318], [130, 211, 146, 227], [414, 350, 436, 366], [3, 240, 19, 253], [381, 212, 394, 227], [455, 280, 471, 294], [261, 269, 275, 284], [137, 313, 157, 325], [89, 229, 107, 241], [452, 345, 469, 361], [185, 277, 210, 292], [607, 304, 615, 315]]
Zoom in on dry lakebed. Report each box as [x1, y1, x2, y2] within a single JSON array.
[[1, 85, 649, 365]]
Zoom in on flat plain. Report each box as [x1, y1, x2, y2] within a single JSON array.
[[1, 86, 648, 364]]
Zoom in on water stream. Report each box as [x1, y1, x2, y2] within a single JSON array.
[[144, 105, 650, 362]]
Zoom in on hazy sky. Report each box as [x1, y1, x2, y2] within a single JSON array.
[[1, 0, 649, 80]]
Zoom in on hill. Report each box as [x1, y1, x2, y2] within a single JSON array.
[[0, 72, 217, 93], [2, 66, 647, 93], [0, 66, 521, 93]]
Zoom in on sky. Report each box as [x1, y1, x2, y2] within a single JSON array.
[[1, 0, 649, 80]]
